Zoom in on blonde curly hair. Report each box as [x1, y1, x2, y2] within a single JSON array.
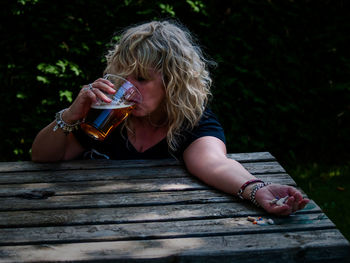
[[104, 20, 213, 152]]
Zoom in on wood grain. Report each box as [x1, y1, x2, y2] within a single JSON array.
[[0, 152, 275, 173], [0, 201, 321, 227], [0, 173, 296, 197], [0, 162, 285, 184], [0, 229, 348, 262], [0, 153, 348, 263], [0, 213, 334, 245]]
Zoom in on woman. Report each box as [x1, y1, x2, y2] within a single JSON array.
[[32, 20, 309, 215]]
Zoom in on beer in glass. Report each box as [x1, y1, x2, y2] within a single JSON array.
[[80, 74, 142, 141]]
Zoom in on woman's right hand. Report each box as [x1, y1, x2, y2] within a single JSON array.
[[62, 78, 116, 124]]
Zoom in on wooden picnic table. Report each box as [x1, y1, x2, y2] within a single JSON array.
[[0, 152, 349, 262]]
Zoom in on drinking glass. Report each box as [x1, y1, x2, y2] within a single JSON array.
[[80, 74, 142, 141]]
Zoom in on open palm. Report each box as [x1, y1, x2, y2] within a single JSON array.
[[255, 184, 310, 216]]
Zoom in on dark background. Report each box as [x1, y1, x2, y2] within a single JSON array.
[[1, 0, 349, 166]]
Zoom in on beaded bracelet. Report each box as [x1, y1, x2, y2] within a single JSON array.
[[53, 108, 81, 134], [250, 182, 271, 207], [237, 179, 264, 200]]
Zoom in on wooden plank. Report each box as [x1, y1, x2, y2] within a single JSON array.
[[0, 190, 312, 214], [0, 174, 296, 197], [0, 162, 285, 184], [0, 213, 334, 245], [0, 201, 321, 227], [227, 152, 276, 162], [0, 159, 178, 173], [0, 177, 208, 197], [0, 185, 309, 213], [0, 152, 275, 173], [0, 190, 235, 211], [0, 229, 348, 262], [242, 161, 286, 174], [0, 166, 188, 184]]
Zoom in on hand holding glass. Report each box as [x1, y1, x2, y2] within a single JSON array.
[[80, 74, 142, 141]]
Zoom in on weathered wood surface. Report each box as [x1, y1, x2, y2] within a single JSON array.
[[0, 162, 285, 184], [0, 200, 321, 228], [0, 173, 296, 197], [0, 212, 334, 245], [0, 230, 348, 263], [0, 152, 348, 263], [0, 152, 275, 172]]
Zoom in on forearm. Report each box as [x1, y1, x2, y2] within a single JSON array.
[[32, 107, 87, 162], [188, 156, 258, 199], [32, 120, 84, 162], [183, 137, 261, 200], [32, 121, 69, 162]]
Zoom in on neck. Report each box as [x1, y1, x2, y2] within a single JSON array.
[[131, 114, 168, 130]]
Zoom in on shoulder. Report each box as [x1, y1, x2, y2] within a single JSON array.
[[191, 107, 226, 143], [175, 107, 226, 156]]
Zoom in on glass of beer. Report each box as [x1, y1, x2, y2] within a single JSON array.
[[80, 74, 142, 141]]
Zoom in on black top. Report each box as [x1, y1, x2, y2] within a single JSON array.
[[73, 108, 225, 160]]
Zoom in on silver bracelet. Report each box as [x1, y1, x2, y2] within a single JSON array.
[[250, 182, 271, 207], [53, 108, 81, 134]]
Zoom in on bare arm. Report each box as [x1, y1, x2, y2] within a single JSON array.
[[183, 136, 309, 215], [183, 136, 256, 199], [31, 118, 85, 162]]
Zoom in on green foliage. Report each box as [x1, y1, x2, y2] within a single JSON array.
[[186, 0, 207, 15], [0, 0, 349, 163], [159, 3, 175, 16]]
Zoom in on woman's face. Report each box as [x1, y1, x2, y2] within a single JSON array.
[[126, 69, 166, 119]]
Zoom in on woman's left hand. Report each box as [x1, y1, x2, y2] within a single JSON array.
[[254, 184, 310, 216]]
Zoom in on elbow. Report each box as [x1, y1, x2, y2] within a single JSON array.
[[31, 146, 41, 162], [31, 154, 48, 163], [31, 147, 60, 163], [31, 152, 49, 163], [31, 155, 40, 163], [31, 140, 46, 162], [31, 155, 60, 163], [31, 144, 44, 162]]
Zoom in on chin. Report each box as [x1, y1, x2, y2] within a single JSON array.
[[131, 108, 146, 117]]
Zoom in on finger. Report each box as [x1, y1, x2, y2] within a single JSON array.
[[81, 85, 93, 94], [290, 190, 308, 211], [81, 82, 113, 103], [291, 195, 300, 212], [93, 88, 112, 103], [79, 85, 97, 102], [293, 191, 302, 202], [96, 78, 115, 87], [270, 197, 294, 216], [93, 80, 116, 94], [287, 186, 298, 196], [286, 195, 298, 213], [298, 199, 310, 210], [285, 195, 294, 205], [288, 187, 304, 200], [286, 187, 304, 212]]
